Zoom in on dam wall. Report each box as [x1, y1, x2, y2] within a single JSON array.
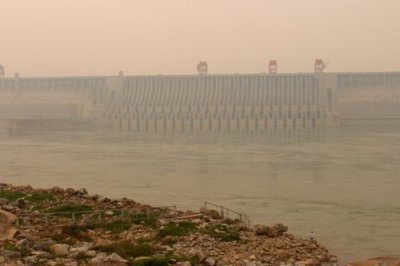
[[105, 74, 338, 131], [336, 73, 400, 126], [2, 71, 400, 130]]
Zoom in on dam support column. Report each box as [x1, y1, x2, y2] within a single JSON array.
[[318, 74, 339, 127]]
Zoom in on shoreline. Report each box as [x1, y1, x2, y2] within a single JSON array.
[[0, 183, 340, 266]]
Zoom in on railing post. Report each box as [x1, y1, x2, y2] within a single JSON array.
[[72, 212, 76, 223]]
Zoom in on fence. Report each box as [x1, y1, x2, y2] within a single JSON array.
[[203, 201, 251, 226]]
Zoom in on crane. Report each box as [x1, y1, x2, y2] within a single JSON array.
[[269, 60, 278, 74], [314, 59, 327, 73], [197, 61, 208, 75]]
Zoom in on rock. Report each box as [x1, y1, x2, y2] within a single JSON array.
[[0, 198, 9, 204], [24, 255, 39, 265], [249, 255, 257, 261], [16, 238, 30, 247], [255, 226, 270, 236], [267, 227, 280, 237], [89, 252, 107, 264], [188, 248, 205, 262], [85, 250, 97, 258], [0, 209, 18, 240], [77, 188, 88, 195], [216, 261, 227, 266], [209, 210, 222, 219], [275, 249, 290, 260], [3, 250, 21, 260], [133, 256, 151, 263], [33, 239, 56, 251], [274, 223, 289, 233], [204, 257, 216, 266], [275, 239, 285, 249], [104, 210, 115, 216], [15, 198, 26, 208], [105, 253, 128, 263], [176, 261, 192, 266], [49, 243, 70, 257]]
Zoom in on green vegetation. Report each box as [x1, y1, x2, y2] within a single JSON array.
[[130, 212, 158, 227], [202, 224, 241, 242], [157, 221, 197, 237], [101, 220, 133, 234], [0, 191, 24, 201], [26, 192, 56, 204], [45, 203, 94, 216], [96, 241, 154, 259], [2, 240, 31, 257], [61, 224, 93, 241], [130, 255, 169, 266]]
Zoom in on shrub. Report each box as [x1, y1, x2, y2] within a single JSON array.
[[0, 191, 25, 201], [158, 221, 197, 237], [45, 204, 93, 217], [96, 241, 154, 259], [202, 224, 240, 242]]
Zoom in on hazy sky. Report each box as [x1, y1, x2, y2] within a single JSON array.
[[1, 0, 400, 76]]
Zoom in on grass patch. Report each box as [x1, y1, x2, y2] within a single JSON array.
[[130, 255, 169, 266], [0, 191, 25, 201], [130, 212, 158, 227], [45, 204, 94, 216], [26, 192, 56, 204], [61, 224, 93, 241], [158, 221, 197, 237], [101, 220, 133, 234], [96, 241, 154, 259], [202, 224, 241, 242]]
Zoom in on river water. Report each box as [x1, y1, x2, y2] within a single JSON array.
[[0, 126, 399, 261]]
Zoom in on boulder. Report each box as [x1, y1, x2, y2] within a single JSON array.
[[49, 244, 70, 257], [204, 257, 216, 266], [255, 226, 270, 236], [0, 209, 18, 240]]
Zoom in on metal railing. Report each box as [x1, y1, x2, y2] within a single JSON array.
[[203, 201, 251, 226]]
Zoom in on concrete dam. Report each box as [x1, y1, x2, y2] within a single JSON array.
[[0, 72, 399, 131]]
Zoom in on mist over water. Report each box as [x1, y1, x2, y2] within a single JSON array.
[[1, 126, 399, 261]]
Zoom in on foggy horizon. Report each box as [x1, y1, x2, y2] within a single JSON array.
[[1, 0, 400, 77]]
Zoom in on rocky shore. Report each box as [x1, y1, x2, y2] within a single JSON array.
[[0, 184, 338, 266]]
